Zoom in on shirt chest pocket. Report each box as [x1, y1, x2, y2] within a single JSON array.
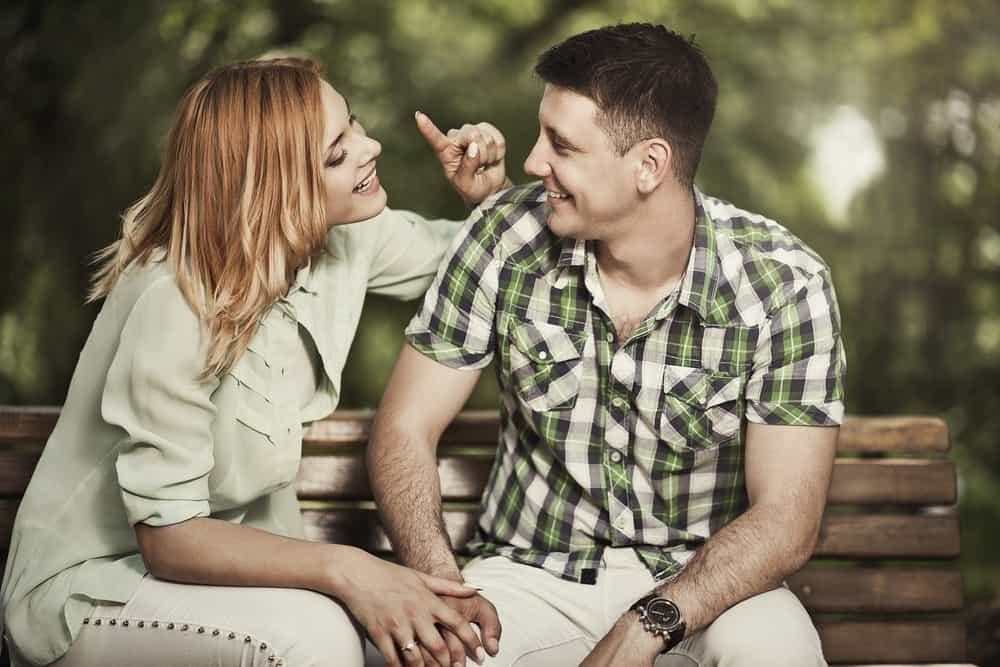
[[507, 319, 585, 412], [653, 365, 743, 450], [228, 344, 303, 486]]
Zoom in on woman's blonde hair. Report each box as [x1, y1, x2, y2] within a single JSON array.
[[90, 57, 330, 378]]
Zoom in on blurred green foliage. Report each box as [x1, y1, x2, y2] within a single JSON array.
[[1, 0, 998, 658]]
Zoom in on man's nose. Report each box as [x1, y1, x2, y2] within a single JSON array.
[[523, 141, 550, 178]]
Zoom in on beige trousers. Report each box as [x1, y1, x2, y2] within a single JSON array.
[[456, 548, 826, 667], [49, 575, 365, 667]]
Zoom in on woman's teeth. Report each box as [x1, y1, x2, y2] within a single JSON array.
[[548, 191, 570, 199], [354, 170, 376, 193]]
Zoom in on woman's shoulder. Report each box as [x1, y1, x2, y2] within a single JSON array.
[[105, 260, 202, 343]]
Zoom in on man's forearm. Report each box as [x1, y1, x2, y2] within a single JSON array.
[[368, 417, 463, 580], [655, 498, 820, 634]]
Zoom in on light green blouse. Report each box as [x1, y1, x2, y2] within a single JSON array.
[[0, 208, 458, 666]]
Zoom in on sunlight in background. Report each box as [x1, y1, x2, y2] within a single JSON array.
[[808, 105, 885, 225]]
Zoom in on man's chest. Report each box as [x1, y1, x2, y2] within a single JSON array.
[[494, 276, 758, 452]]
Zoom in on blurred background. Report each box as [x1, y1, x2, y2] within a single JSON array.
[[1, 0, 997, 661]]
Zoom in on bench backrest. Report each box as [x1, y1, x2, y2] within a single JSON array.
[[0, 408, 968, 665]]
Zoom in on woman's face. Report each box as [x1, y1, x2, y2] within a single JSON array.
[[319, 81, 386, 226]]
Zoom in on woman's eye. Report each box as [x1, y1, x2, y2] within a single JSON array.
[[326, 151, 347, 168]]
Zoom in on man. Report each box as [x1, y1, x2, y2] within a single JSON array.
[[369, 23, 844, 667]]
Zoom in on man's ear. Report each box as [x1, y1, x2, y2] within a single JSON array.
[[636, 138, 672, 194]]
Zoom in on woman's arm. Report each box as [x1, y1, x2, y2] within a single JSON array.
[[135, 515, 483, 667], [103, 281, 481, 667]]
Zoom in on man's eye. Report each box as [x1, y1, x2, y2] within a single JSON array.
[[552, 143, 568, 155]]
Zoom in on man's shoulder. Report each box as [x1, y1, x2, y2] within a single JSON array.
[[701, 193, 835, 317], [704, 194, 830, 275], [479, 181, 549, 212], [460, 182, 559, 268]]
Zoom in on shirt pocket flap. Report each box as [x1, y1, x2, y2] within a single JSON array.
[[236, 403, 275, 443], [509, 320, 584, 364], [663, 365, 742, 408], [229, 351, 271, 399]]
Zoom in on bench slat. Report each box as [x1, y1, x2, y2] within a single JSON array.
[[827, 459, 955, 504], [0, 408, 950, 454], [0, 504, 960, 561], [815, 513, 960, 559], [817, 620, 967, 663], [0, 450, 956, 506], [788, 568, 963, 612], [298, 456, 957, 505], [290, 508, 960, 560]]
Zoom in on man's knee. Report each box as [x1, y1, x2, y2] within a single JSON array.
[[686, 588, 826, 667]]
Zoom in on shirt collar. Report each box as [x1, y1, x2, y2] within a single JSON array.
[[288, 259, 318, 296], [557, 236, 588, 268], [554, 187, 725, 324], [675, 186, 724, 324]]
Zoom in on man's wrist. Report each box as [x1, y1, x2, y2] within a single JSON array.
[[630, 592, 687, 653], [621, 611, 669, 656]]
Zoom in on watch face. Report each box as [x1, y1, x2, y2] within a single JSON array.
[[647, 599, 681, 628]]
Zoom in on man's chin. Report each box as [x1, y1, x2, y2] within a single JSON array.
[[545, 209, 575, 237]]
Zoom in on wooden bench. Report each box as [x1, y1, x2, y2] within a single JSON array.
[[0, 407, 975, 666]]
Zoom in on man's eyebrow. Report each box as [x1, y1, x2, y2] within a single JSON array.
[[326, 98, 353, 157], [545, 125, 582, 152]]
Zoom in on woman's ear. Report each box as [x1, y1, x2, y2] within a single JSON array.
[[636, 138, 672, 195]]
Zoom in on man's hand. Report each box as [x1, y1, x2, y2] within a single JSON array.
[[417, 593, 502, 667], [579, 612, 663, 667], [415, 111, 509, 207]]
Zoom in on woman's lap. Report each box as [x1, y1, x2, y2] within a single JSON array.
[[50, 575, 364, 667]]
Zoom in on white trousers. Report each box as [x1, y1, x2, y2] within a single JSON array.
[[49, 575, 365, 667], [458, 548, 826, 667]]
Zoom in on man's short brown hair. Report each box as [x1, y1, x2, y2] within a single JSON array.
[[535, 23, 717, 187]]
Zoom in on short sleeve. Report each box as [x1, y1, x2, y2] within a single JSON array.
[[101, 277, 220, 527], [363, 207, 461, 300], [404, 207, 500, 370], [745, 270, 846, 426]]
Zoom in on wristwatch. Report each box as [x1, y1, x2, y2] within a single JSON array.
[[630, 593, 686, 653]]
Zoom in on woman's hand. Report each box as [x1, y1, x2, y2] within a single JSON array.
[[416, 111, 510, 207], [334, 547, 485, 667]]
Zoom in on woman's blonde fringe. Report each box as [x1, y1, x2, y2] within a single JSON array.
[[89, 58, 330, 380]]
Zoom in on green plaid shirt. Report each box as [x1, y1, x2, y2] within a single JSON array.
[[406, 183, 846, 584]]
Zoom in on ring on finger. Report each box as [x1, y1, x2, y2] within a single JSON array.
[[401, 640, 418, 652]]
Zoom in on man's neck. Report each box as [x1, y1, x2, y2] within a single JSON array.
[[595, 186, 696, 292]]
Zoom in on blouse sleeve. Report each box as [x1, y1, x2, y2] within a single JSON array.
[[363, 207, 461, 300], [101, 277, 221, 527]]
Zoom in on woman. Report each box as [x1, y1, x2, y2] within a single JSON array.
[[0, 58, 507, 667]]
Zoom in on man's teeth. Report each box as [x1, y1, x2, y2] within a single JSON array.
[[354, 171, 376, 192], [548, 191, 570, 199]]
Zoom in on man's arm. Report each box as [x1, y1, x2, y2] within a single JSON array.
[[370, 344, 504, 665], [368, 344, 481, 580], [584, 422, 838, 666]]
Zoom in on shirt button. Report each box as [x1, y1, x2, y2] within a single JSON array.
[[609, 450, 623, 463], [612, 397, 627, 409], [538, 350, 548, 360], [606, 332, 614, 343]]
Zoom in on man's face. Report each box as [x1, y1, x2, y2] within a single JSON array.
[[523, 85, 638, 240]]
